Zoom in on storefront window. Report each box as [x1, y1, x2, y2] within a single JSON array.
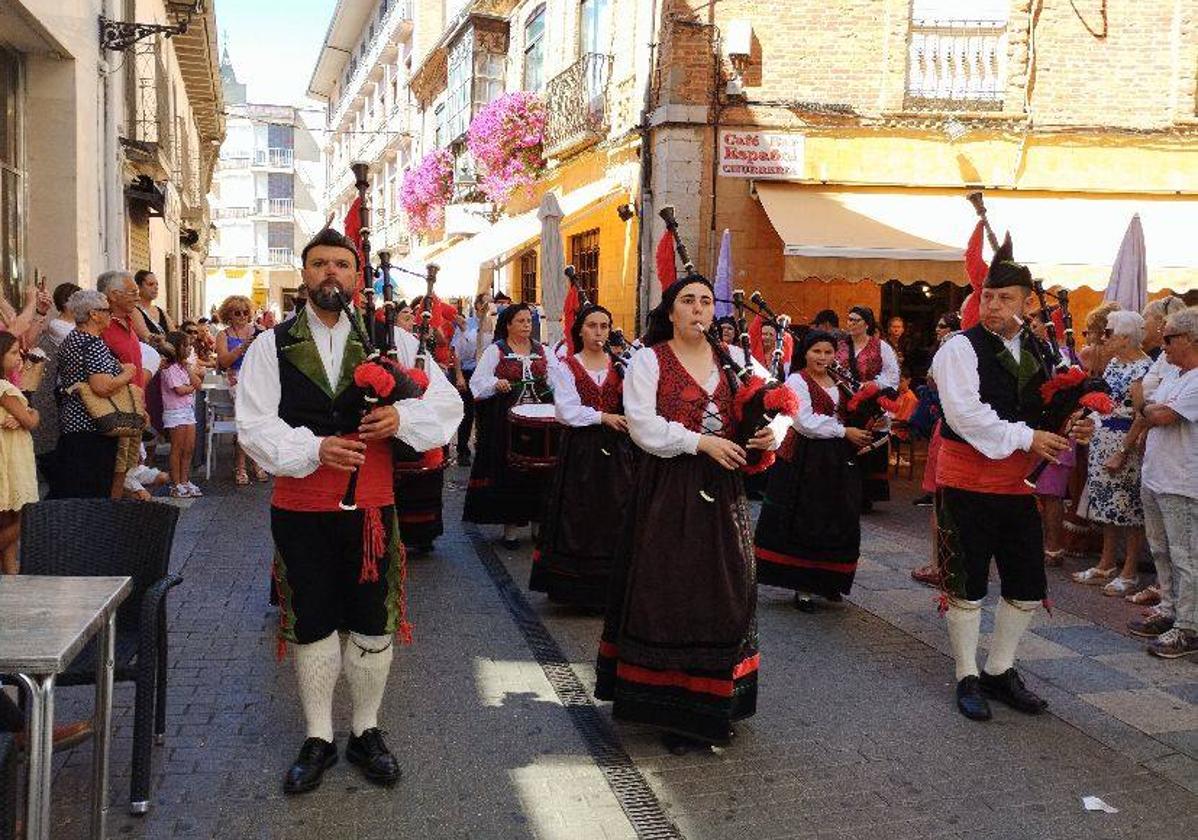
[[0, 47, 23, 305]]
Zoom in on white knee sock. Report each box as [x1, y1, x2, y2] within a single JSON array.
[[984, 598, 1039, 676], [344, 633, 394, 737], [945, 600, 984, 681], [293, 632, 342, 743]]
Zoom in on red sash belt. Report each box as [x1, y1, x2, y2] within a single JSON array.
[[936, 438, 1033, 495], [272, 436, 395, 511]]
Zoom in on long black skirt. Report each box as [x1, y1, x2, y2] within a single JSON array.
[[596, 452, 758, 743], [463, 395, 552, 524], [755, 436, 861, 597], [859, 437, 890, 504], [394, 464, 445, 549], [530, 426, 637, 608]]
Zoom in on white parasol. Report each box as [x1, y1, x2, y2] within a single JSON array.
[[538, 192, 566, 347], [1103, 214, 1147, 313]]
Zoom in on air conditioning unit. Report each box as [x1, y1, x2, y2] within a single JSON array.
[[725, 20, 752, 60]]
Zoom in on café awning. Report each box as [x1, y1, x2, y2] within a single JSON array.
[[755, 183, 1198, 292]]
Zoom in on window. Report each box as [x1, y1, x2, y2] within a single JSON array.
[[579, 0, 610, 56], [445, 36, 473, 142], [568, 229, 599, 304], [523, 6, 546, 92], [473, 50, 505, 111], [0, 48, 22, 304], [906, 0, 1009, 110], [434, 102, 447, 147], [519, 250, 537, 303]]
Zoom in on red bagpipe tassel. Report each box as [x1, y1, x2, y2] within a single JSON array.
[[936, 592, 951, 616], [360, 507, 386, 583], [394, 542, 413, 645], [275, 636, 288, 662]]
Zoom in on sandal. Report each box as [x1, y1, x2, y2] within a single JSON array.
[[1071, 566, 1117, 585], [1102, 576, 1139, 597], [1043, 549, 1065, 567], [234, 467, 250, 486], [1126, 586, 1161, 606], [253, 465, 269, 483]]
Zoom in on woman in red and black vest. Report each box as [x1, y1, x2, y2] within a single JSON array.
[[755, 330, 875, 611], [531, 303, 636, 608], [838, 305, 900, 509], [596, 274, 790, 755], [463, 303, 555, 547]]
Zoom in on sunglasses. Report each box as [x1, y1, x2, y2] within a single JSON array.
[[93, 307, 112, 313]]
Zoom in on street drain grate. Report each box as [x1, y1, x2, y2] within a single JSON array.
[[466, 525, 684, 840]]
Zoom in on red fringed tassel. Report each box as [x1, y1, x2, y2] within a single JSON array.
[[394, 543, 413, 645], [275, 636, 288, 662], [1042, 597, 1054, 616], [360, 507, 386, 583], [936, 593, 950, 616]]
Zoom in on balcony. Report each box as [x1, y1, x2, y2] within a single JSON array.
[[266, 248, 296, 266], [544, 53, 612, 159], [252, 148, 295, 169], [255, 197, 295, 218], [329, 1, 414, 133], [904, 19, 1007, 112], [213, 206, 253, 220]]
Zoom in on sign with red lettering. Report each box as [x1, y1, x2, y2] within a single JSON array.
[[718, 130, 805, 180]]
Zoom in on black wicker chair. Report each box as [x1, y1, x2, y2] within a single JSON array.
[[18, 499, 182, 816]]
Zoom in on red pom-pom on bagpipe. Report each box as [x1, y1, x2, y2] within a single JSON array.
[[354, 362, 396, 399], [405, 365, 430, 392], [847, 381, 882, 414], [877, 395, 902, 415], [732, 375, 767, 424], [763, 380, 800, 417], [1039, 366, 1087, 403], [1079, 391, 1115, 415], [732, 376, 800, 475]]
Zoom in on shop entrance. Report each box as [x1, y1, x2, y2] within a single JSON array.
[[879, 280, 964, 377]]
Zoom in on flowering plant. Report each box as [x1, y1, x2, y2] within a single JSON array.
[[399, 148, 454, 235], [466, 92, 547, 205]]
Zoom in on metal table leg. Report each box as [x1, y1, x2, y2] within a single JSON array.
[[91, 613, 116, 840], [14, 674, 54, 840]]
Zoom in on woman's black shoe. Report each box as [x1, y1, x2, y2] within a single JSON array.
[[661, 732, 708, 756], [346, 727, 402, 786], [499, 537, 520, 550], [283, 737, 338, 794], [955, 676, 993, 721], [793, 594, 817, 613]]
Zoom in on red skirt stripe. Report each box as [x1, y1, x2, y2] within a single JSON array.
[[755, 545, 858, 574], [615, 653, 759, 699]]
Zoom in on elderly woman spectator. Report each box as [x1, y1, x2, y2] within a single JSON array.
[[45, 290, 138, 499], [1072, 311, 1153, 596], [214, 294, 266, 485], [29, 282, 82, 462], [1126, 307, 1198, 658]]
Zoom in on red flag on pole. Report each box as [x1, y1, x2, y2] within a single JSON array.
[[655, 228, 677, 291], [959, 221, 987, 330], [562, 284, 580, 354], [343, 196, 365, 305]]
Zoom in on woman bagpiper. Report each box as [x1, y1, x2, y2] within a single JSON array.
[[463, 303, 555, 548], [838, 305, 899, 510], [596, 274, 789, 754], [530, 303, 636, 609], [754, 331, 874, 611]]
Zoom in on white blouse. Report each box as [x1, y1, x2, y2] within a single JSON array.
[[785, 373, 846, 440], [469, 342, 556, 401], [624, 345, 791, 459], [551, 355, 610, 427]]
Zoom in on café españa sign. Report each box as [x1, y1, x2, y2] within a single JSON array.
[[719, 130, 805, 180]]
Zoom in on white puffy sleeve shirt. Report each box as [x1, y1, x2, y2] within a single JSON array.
[[786, 373, 846, 439], [236, 320, 463, 478], [930, 332, 1035, 460], [551, 356, 607, 427]]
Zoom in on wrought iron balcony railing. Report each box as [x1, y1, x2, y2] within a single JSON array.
[[255, 197, 294, 217], [544, 53, 612, 158], [253, 147, 295, 168], [213, 206, 252, 220], [905, 19, 1007, 112], [266, 248, 296, 265]]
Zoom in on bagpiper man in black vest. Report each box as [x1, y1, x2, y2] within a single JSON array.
[[930, 236, 1093, 722], [236, 228, 461, 793]]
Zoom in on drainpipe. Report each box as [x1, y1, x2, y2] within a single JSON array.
[[634, 0, 662, 334], [100, 0, 125, 271]]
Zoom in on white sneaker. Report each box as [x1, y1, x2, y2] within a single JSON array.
[[184, 482, 203, 497]]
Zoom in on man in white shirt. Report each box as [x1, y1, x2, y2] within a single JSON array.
[[236, 228, 461, 794], [1129, 307, 1198, 659], [930, 238, 1091, 722]]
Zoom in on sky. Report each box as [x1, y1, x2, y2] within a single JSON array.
[[214, 0, 334, 108]]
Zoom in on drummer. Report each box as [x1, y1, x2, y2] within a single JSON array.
[[463, 303, 558, 548]]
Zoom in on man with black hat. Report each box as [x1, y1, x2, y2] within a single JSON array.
[[236, 227, 462, 793], [930, 236, 1091, 722]]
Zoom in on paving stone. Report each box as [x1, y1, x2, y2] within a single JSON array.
[[1032, 625, 1148, 656], [1020, 656, 1148, 694], [1078, 689, 1198, 735]]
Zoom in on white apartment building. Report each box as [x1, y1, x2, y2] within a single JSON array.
[[307, 0, 421, 297], [206, 46, 325, 317], [0, 0, 223, 317]]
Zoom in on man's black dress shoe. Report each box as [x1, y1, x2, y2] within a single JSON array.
[[346, 727, 402, 785], [955, 676, 992, 721], [980, 668, 1048, 714], [283, 737, 337, 794]]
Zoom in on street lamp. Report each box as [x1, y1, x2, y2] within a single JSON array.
[[99, 1, 205, 52]]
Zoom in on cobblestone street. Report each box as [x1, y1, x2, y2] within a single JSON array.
[[31, 464, 1195, 840]]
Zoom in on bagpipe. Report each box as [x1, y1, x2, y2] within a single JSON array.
[[563, 264, 628, 379], [742, 290, 895, 461], [337, 163, 435, 510], [1020, 280, 1111, 487], [658, 206, 798, 475]]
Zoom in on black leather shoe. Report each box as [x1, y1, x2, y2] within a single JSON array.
[[980, 668, 1048, 715], [346, 727, 402, 786], [499, 537, 520, 550], [283, 737, 337, 794], [955, 676, 992, 721]]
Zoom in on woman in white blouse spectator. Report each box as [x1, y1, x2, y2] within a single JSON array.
[[837, 305, 899, 510]]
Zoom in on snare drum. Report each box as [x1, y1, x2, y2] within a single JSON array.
[[507, 403, 561, 471]]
